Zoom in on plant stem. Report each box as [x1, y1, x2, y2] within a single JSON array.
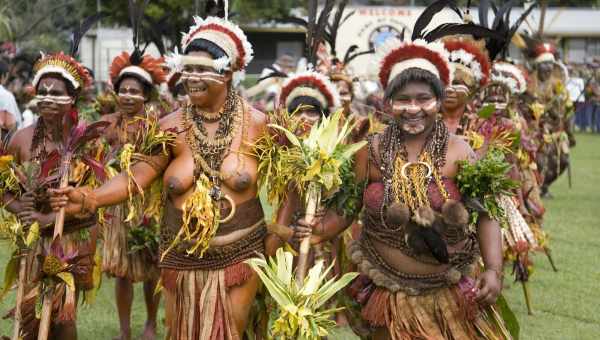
[[53, 155, 72, 240], [38, 291, 53, 340]]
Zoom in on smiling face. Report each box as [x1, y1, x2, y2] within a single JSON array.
[[390, 82, 440, 135], [36, 76, 74, 120], [183, 51, 231, 107], [117, 77, 147, 115]]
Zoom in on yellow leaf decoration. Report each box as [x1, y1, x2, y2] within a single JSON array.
[[161, 174, 219, 261], [56, 272, 75, 291]]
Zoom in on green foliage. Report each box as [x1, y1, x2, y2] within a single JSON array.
[[127, 223, 159, 255], [245, 248, 358, 339], [322, 160, 363, 218], [456, 148, 519, 224]]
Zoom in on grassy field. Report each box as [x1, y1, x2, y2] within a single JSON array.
[[0, 133, 598, 339]]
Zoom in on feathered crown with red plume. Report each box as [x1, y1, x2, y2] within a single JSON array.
[[110, 52, 166, 86], [375, 39, 452, 88], [181, 16, 253, 72], [279, 70, 341, 111], [443, 37, 491, 86]]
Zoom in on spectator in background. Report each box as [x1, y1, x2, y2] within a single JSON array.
[[567, 67, 586, 130], [589, 69, 600, 133], [0, 59, 21, 129]]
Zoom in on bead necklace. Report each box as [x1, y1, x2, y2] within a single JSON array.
[[183, 90, 242, 187], [379, 119, 449, 214]]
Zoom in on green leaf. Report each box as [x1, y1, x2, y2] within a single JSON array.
[[0, 253, 18, 301], [25, 222, 40, 247], [478, 104, 496, 119], [497, 294, 520, 339]]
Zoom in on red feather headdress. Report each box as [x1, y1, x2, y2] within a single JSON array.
[[443, 37, 491, 86], [181, 16, 253, 72], [375, 39, 452, 88], [279, 70, 341, 110], [110, 52, 166, 87]]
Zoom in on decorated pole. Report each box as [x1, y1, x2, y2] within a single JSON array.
[[53, 157, 72, 240], [296, 182, 322, 284]]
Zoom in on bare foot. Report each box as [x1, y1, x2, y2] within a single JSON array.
[[142, 321, 157, 340]]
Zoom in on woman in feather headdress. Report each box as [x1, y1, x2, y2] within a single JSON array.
[[292, 1, 515, 338], [49, 4, 274, 339], [1, 15, 108, 340], [97, 3, 167, 336]]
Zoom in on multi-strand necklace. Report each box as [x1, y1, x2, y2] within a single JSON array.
[[183, 90, 242, 198], [379, 119, 449, 214]]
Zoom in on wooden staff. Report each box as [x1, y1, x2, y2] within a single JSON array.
[[295, 182, 321, 284], [39, 155, 71, 339], [11, 255, 26, 340]]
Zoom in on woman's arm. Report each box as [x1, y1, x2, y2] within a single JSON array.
[[475, 213, 504, 305]]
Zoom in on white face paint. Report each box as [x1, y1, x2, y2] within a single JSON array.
[[392, 98, 437, 113], [118, 93, 146, 101], [181, 71, 225, 85], [35, 94, 73, 105], [448, 84, 469, 95]]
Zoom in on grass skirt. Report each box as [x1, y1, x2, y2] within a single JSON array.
[[360, 285, 512, 340], [102, 204, 159, 282], [161, 262, 253, 340]]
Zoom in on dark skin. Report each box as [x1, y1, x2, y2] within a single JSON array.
[[295, 81, 503, 339], [537, 62, 554, 83], [50, 50, 269, 337], [99, 76, 159, 340], [3, 76, 82, 340]]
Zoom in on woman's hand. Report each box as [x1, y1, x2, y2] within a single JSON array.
[[291, 217, 323, 245], [475, 269, 503, 305], [17, 210, 53, 228], [48, 186, 92, 216]]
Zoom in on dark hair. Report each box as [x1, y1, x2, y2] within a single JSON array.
[[0, 59, 8, 77], [184, 38, 228, 60], [288, 96, 329, 117], [384, 67, 444, 101], [84, 66, 95, 80], [114, 74, 152, 101], [37, 73, 77, 98]]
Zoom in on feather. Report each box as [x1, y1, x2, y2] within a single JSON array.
[[279, 16, 308, 28], [507, 2, 538, 42], [344, 48, 374, 65], [420, 228, 449, 264], [412, 0, 460, 41], [128, 0, 150, 64], [327, 0, 349, 57], [492, 0, 518, 31], [310, 0, 335, 66], [343, 45, 358, 64], [423, 23, 505, 42], [306, 0, 317, 62], [479, 0, 490, 28], [258, 71, 288, 83], [340, 10, 356, 27], [70, 13, 105, 57]]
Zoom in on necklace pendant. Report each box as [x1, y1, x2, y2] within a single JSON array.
[[209, 185, 222, 201]]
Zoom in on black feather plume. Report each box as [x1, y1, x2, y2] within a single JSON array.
[[479, 0, 490, 28], [423, 23, 505, 43], [327, 0, 349, 58], [412, 0, 458, 41], [128, 0, 150, 65], [70, 13, 105, 57]]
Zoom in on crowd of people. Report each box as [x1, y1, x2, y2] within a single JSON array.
[[0, 0, 582, 339]]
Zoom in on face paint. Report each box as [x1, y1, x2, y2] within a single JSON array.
[[181, 71, 225, 85], [42, 83, 55, 92], [448, 84, 469, 95], [35, 94, 73, 105], [118, 93, 146, 101], [392, 98, 437, 113]]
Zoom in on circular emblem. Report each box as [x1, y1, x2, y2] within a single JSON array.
[[368, 25, 403, 49]]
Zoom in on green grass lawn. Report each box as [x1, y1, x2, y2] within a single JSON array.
[[0, 133, 598, 339]]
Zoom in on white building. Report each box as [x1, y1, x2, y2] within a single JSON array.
[[80, 6, 600, 81]]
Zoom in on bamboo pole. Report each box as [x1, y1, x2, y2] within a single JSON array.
[[39, 156, 71, 339], [37, 293, 53, 340], [296, 182, 321, 284], [11, 256, 26, 340]]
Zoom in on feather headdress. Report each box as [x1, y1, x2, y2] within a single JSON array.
[[279, 69, 341, 111], [181, 15, 253, 73], [32, 14, 104, 91], [109, 0, 166, 88], [443, 36, 491, 87], [491, 61, 528, 94]]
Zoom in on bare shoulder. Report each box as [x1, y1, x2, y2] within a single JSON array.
[[159, 109, 183, 133], [8, 125, 35, 160], [447, 134, 476, 164]]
